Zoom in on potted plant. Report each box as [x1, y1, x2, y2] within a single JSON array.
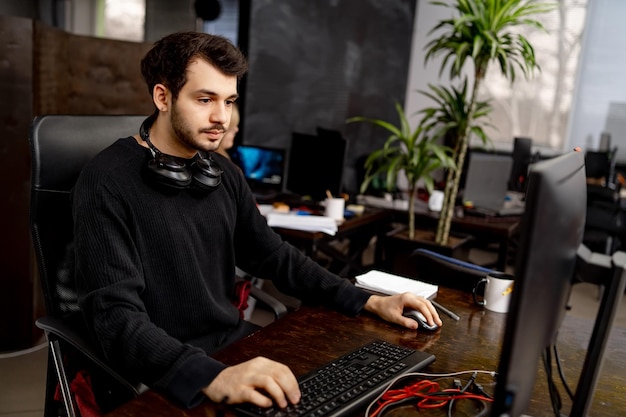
[[421, 0, 553, 245], [347, 102, 455, 240]]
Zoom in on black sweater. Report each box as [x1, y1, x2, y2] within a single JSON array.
[[72, 137, 371, 407]]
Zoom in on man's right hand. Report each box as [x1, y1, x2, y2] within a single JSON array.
[[203, 356, 301, 408]]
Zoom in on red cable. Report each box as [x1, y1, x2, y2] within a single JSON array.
[[369, 379, 493, 417]]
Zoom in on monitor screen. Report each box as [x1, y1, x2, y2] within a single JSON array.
[[491, 151, 586, 416], [229, 145, 285, 191], [286, 132, 346, 200]]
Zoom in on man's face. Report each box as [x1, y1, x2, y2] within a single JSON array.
[[169, 59, 238, 155]]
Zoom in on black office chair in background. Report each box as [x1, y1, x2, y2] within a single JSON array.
[[585, 147, 618, 187], [583, 147, 624, 255], [508, 136, 533, 192], [29, 114, 286, 417]]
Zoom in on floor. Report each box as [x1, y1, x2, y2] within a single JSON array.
[[1, 248, 625, 417]]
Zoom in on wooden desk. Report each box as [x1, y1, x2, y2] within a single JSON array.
[[106, 287, 625, 417], [273, 208, 393, 276]]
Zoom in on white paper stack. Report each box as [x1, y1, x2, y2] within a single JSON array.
[[355, 270, 438, 299], [266, 213, 338, 235]]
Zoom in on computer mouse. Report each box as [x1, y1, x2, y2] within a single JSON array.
[[403, 310, 439, 331]]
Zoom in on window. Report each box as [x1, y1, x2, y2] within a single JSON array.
[[476, 0, 588, 153], [202, 0, 239, 45], [97, 0, 146, 42]]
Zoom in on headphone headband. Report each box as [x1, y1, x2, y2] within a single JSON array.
[[139, 116, 222, 191]]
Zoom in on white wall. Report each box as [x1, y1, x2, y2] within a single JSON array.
[[404, 1, 458, 129], [565, 0, 626, 158]]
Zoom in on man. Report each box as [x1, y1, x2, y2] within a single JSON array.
[[73, 31, 441, 410]]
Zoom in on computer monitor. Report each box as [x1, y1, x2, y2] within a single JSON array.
[[229, 144, 285, 193], [491, 151, 586, 416], [316, 126, 344, 142], [286, 132, 346, 200]]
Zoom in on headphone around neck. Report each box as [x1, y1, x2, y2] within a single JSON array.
[[139, 115, 223, 192]]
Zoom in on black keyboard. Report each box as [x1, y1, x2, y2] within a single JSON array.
[[235, 340, 435, 417]]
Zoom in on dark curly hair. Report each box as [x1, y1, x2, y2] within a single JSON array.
[[140, 32, 248, 101]]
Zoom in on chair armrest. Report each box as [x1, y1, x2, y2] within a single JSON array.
[[411, 248, 503, 292], [249, 286, 288, 320], [36, 315, 143, 396]]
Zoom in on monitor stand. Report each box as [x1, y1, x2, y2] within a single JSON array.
[[569, 246, 626, 416]]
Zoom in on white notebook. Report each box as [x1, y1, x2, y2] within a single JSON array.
[[355, 270, 438, 299], [265, 212, 338, 235]]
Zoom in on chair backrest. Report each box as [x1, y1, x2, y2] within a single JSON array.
[[585, 146, 619, 189], [30, 114, 146, 318], [508, 136, 532, 192]]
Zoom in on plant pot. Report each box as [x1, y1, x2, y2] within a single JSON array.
[[379, 225, 472, 283]]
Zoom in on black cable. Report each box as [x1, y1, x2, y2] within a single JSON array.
[[472, 405, 491, 417], [543, 347, 563, 417], [553, 344, 575, 400], [473, 382, 493, 400], [447, 379, 463, 417], [448, 373, 477, 417]]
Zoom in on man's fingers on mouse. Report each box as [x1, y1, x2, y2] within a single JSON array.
[[426, 305, 443, 326], [412, 298, 439, 324], [402, 317, 418, 329]]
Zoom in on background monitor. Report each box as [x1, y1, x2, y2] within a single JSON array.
[[316, 126, 344, 142], [229, 145, 285, 193], [491, 151, 586, 416], [462, 152, 513, 212], [508, 137, 533, 192], [286, 132, 346, 200]]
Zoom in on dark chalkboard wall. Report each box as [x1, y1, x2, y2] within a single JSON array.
[[243, 0, 416, 195]]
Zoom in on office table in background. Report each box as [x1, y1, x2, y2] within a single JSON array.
[[272, 208, 393, 276], [105, 286, 625, 417]]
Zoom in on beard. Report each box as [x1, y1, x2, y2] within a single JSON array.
[[170, 101, 225, 152]]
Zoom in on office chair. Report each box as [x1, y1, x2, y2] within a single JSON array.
[[585, 148, 617, 187], [508, 137, 532, 192], [583, 147, 624, 255], [29, 114, 287, 417], [410, 248, 496, 293]]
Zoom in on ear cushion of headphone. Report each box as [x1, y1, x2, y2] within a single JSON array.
[[190, 156, 223, 190], [147, 154, 193, 188]]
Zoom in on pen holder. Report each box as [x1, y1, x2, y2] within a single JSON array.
[[473, 272, 514, 313]]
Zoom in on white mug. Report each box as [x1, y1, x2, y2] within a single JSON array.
[[428, 190, 444, 212], [473, 273, 514, 313], [324, 197, 345, 221]]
